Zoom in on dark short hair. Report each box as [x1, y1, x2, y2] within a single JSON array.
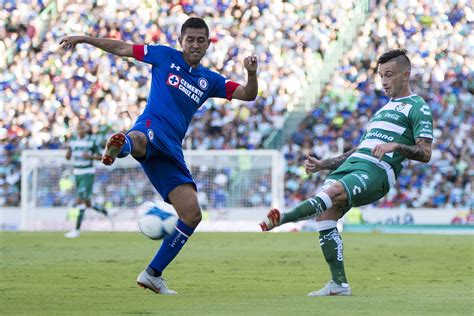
[[377, 49, 411, 70], [181, 17, 209, 38]]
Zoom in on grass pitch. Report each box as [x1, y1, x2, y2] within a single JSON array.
[[1, 232, 473, 315]]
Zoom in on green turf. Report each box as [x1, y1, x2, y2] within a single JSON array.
[[1, 232, 473, 315]]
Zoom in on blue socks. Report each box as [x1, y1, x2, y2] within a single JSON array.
[[148, 219, 195, 275], [117, 134, 133, 158]]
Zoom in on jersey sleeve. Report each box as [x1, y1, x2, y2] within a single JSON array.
[[132, 44, 169, 66], [207, 71, 240, 100], [410, 102, 434, 140]]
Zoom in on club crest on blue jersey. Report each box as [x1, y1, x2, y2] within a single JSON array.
[[198, 77, 209, 90], [147, 129, 154, 141], [167, 74, 181, 87], [166, 73, 204, 104]]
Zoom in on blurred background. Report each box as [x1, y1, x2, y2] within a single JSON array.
[[0, 0, 472, 231]]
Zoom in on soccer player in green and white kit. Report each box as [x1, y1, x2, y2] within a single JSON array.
[[259, 49, 434, 296], [64, 122, 112, 238]]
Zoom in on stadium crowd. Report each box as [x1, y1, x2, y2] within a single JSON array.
[[1, 0, 472, 211], [284, 0, 473, 210], [1, 0, 353, 207]]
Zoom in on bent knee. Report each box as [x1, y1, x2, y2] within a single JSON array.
[[325, 181, 346, 195], [323, 182, 348, 207], [192, 212, 202, 225], [128, 131, 147, 157], [180, 208, 202, 228]]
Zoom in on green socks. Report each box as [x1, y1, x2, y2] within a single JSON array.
[[319, 223, 348, 285], [74, 204, 108, 230], [276, 191, 349, 285], [92, 204, 108, 216], [75, 208, 85, 230], [281, 192, 333, 224]]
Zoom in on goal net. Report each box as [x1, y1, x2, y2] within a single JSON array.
[[20, 150, 285, 231]]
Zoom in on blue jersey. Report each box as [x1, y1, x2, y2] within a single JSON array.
[[133, 44, 239, 143]]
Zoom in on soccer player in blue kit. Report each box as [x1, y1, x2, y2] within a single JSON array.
[[60, 17, 258, 294]]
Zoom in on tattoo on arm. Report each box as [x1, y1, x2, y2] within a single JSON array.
[[396, 138, 432, 162], [321, 148, 357, 170]]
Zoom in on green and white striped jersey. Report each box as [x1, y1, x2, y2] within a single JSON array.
[[68, 134, 100, 175], [355, 94, 434, 177]]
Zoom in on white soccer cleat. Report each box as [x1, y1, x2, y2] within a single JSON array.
[[64, 229, 80, 238], [259, 208, 282, 231], [308, 280, 352, 297], [136, 270, 177, 295]]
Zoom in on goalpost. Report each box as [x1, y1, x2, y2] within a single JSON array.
[[20, 149, 285, 232]]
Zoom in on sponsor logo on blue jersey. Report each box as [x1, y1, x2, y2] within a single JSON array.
[[166, 72, 204, 104], [170, 63, 181, 71]]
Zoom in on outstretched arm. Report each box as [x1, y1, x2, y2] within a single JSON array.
[[305, 148, 357, 174], [60, 36, 134, 57], [396, 138, 433, 162], [371, 138, 432, 163], [232, 56, 258, 101]]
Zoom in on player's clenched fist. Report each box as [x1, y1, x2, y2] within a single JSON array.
[[304, 154, 322, 175], [59, 36, 84, 50], [244, 55, 258, 74]]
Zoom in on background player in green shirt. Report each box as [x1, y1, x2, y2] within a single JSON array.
[[260, 49, 434, 296], [65, 122, 112, 238]]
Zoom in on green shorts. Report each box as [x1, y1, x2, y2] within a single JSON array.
[[325, 158, 391, 214], [74, 174, 95, 200]]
